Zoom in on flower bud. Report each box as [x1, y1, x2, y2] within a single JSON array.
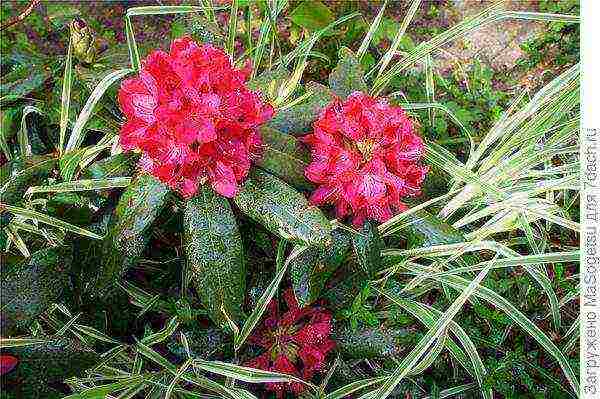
[[70, 18, 107, 64]]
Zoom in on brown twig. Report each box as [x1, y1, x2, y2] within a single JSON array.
[[0, 0, 41, 32]]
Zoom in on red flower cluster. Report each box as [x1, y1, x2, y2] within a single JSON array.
[[303, 92, 428, 226], [118, 37, 273, 198], [246, 289, 335, 397]]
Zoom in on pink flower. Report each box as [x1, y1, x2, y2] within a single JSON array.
[[118, 37, 274, 198], [303, 92, 428, 226], [246, 289, 335, 398]]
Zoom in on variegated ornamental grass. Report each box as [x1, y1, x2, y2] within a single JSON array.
[[0, 1, 580, 398]]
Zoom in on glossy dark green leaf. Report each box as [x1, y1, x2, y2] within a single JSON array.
[[4, 337, 99, 398], [234, 169, 332, 247], [84, 152, 139, 179], [289, 228, 351, 307], [84, 174, 170, 296], [322, 272, 363, 312], [352, 220, 382, 277], [290, 0, 334, 31], [184, 187, 245, 327], [0, 155, 56, 204], [329, 47, 368, 98], [256, 126, 313, 190], [174, 13, 225, 46], [0, 246, 72, 333], [392, 209, 465, 249], [246, 260, 272, 308], [247, 66, 290, 102], [168, 328, 230, 359], [0, 66, 51, 107], [267, 82, 334, 136], [21, 110, 56, 155], [333, 323, 410, 359], [328, 358, 372, 391]]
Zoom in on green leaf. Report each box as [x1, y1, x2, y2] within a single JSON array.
[[289, 228, 350, 306], [363, 265, 492, 399], [388, 209, 465, 249], [416, 265, 580, 396], [325, 376, 388, 399], [256, 126, 313, 190], [184, 187, 245, 327], [19, 107, 55, 156], [2, 204, 101, 240], [234, 169, 332, 247], [194, 359, 313, 388], [267, 82, 334, 136], [235, 243, 301, 350], [0, 155, 56, 204], [380, 290, 492, 399], [84, 152, 139, 179], [334, 324, 409, 359], [26, 178, 132, 197], [352, 220, 382, 277], [168, 328, 230, 359], [59, 37, 73, 153], [64, 68, 131, 152], [173, 13, 225, 46], [1, 107, 20, 159], [0, 247, 72, 333], [290, 0, 334, 31], [0, 65, 51, 107], [3, 337, 100, 398], [60, 140, 114, 182], [248, 66, 291, 102], [85, 174, 170, 296], [62, 378, 144, 399], [329, 47, 368, 98]]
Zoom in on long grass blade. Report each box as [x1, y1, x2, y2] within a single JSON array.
[[226, 0, 239, 59], [65, 69, 131, 152], [374, 0, 422, 79], [18, 106, 43, 157], [405, 263, 580, 395], [59, 36, 73, 154], [372, 5, 579, 95], [356, 0, 388, 61], [362, 264, 492, 398], [1, 204, 102, 240], [26, 177, 131, 196], [234, 244, 305, 350]]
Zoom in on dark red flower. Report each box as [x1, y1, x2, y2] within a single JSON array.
[[303, 92, 428, 226], [0, 354, 18, 376], [118, 37, 274, 198], [245, 289, 335, 397]]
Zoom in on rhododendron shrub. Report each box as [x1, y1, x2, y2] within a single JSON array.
[[246, 289, 335, 397], [303, 92, 428, 226], [118, 37, 274, 198]]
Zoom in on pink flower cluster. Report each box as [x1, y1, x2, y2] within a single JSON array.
[[246, 289, 335, 397], [303, 92, 428, 226], [118, 37, 273, 198]]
